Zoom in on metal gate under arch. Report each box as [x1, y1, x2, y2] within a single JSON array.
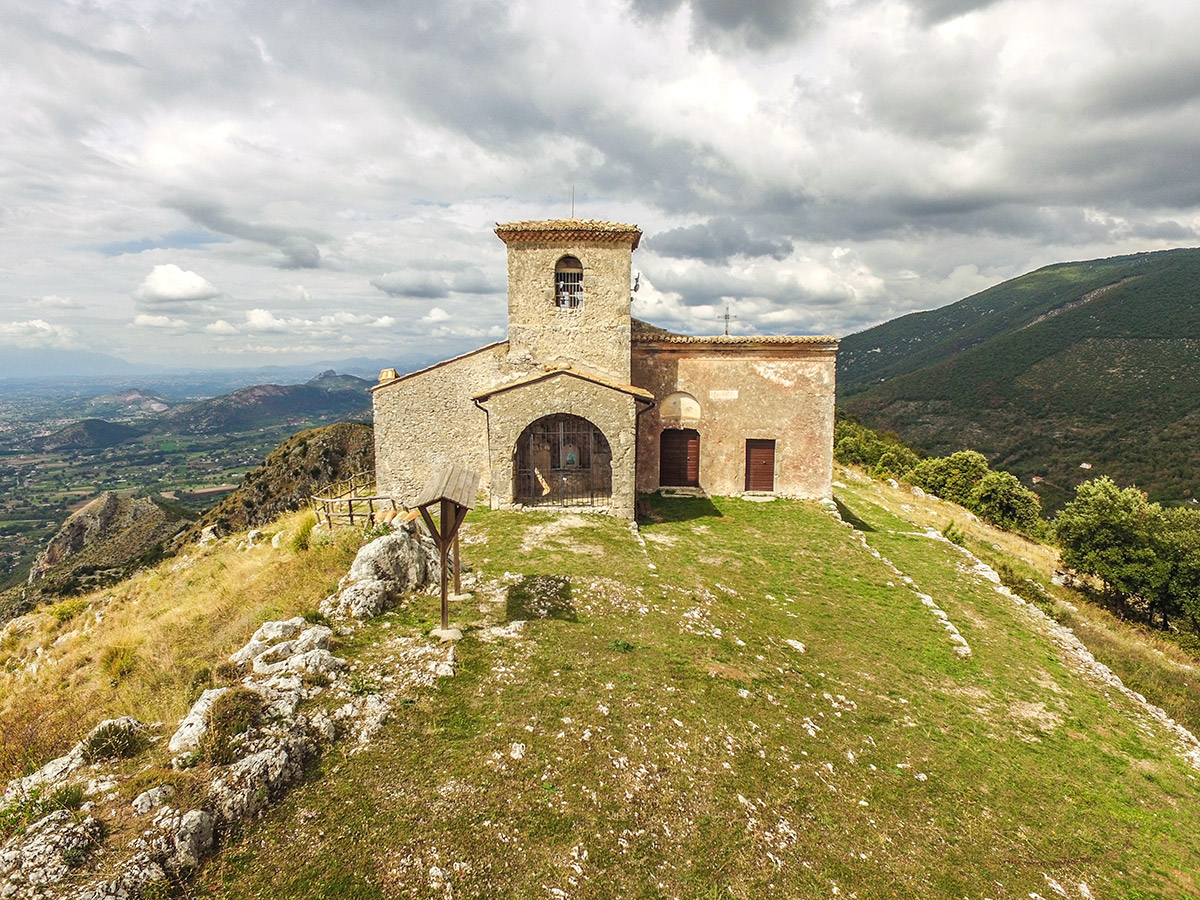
[[513, 413, 612, 507]]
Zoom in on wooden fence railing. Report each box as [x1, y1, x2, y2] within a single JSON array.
[[310, 472, 402, 530]]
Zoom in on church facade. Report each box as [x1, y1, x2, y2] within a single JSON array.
[[371, 218, 837, 519]]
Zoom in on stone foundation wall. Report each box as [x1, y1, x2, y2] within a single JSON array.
[[632, 343, 837, 499]]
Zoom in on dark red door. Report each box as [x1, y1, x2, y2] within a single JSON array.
[[744, 439, 776, 491], [660, 429, 700, 487]]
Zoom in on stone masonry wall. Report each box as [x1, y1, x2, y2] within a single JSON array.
[[632, 343, 837, 499], [479, 373, 641, 519], [372, 343, 515, 505], [505, 241, 633, 383]]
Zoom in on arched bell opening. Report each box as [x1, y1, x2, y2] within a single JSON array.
[[513, 413, 612, 507]]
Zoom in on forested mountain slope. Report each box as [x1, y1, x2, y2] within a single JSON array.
[[839, 247, 1200, 509]]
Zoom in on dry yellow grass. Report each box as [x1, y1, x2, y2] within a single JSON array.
[[0, 511, 360, 779]]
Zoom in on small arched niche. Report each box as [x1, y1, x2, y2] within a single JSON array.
[[554, 256, 584, 308], [660, 390, 701, 423]]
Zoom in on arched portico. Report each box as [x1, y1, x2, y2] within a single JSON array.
[[513, 413, 613, 507], [472, 368, 653, 519]]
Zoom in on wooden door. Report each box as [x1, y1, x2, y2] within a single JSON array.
[[660, 429, 700, 487], [744, 439, 776, 491]]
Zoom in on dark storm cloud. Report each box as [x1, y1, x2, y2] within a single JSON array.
[[371, 272, 451, 299], [627, 0, 823, 50], [906, 0, 1002, 24], [1079, 52, 1200, 118], [849, 33, 996, 143], [165, 197, 324, 269], [649, 217, 794, 263]]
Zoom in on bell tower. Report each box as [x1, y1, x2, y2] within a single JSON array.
[[495, 218, 641, 384]]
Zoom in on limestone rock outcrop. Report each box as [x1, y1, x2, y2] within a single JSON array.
[[320, 530, 438, 620], [25, 492, 190, 600]]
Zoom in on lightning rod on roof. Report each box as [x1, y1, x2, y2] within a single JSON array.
[[571, 185, 575, 218]]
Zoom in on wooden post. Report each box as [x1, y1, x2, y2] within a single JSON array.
[[414, 465, 478, 637], [439, 497, 452, 630], [453, 531, 462, 596]]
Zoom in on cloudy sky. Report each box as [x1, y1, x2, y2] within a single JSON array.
[[2, 0, 1198, 370]]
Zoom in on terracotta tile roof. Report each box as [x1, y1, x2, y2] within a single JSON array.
[[628, 316, 835, 345], [495, 219, 641, 249], [472, 366, 655, 402], [633, 333, 838, 345]]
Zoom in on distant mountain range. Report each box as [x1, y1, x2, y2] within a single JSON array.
[[30, 371, 374, 448], [838, 247, 1200, 510], [151, 371, 373, 435]]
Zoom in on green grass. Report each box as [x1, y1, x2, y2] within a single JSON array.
[[193, 490, 1200, 899]]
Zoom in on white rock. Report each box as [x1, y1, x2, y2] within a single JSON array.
[[252, 640, 298, 674], [172, 810, 214, 868], [229, 639, 270, 666], [132, 785, 176, 815], [284, 649, 347, 677], [251, 617, 306, 644], [168, 688, 228, 755], [293, 625, 332, 654]]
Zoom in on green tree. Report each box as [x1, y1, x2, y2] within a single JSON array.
[[872, 447, 919, 480], [908, 451, 989, 507], [1153, 506, 1200, 630], [971, 470, 1043, 536], [1052, 477, 1165, 612]]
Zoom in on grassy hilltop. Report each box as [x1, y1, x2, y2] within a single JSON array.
[[4, 477, 1200, 898]]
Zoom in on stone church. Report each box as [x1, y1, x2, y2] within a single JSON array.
[[371, 218, 838, 519]]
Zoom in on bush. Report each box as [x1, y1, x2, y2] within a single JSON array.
[[46, 597, 89, 625], [291, 512, 318, 552], [942, 521, 967, 546], [833, 420, 918, 476], [203, 687, 265, 765], [872, 447, 919, 480], [909, 451, 989, 507], [100, 644, 139, 683], [971, 470, 1044, 536], [82, 719, 149, 763]]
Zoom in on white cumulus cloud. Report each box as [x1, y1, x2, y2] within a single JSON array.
[[133, 313, 190, 329], [0, 319, 76, 347], [132, 264, 221, 307]]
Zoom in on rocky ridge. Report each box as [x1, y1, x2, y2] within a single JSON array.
[[0, 526, 451, 899], [22, 494, 190, 605]]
